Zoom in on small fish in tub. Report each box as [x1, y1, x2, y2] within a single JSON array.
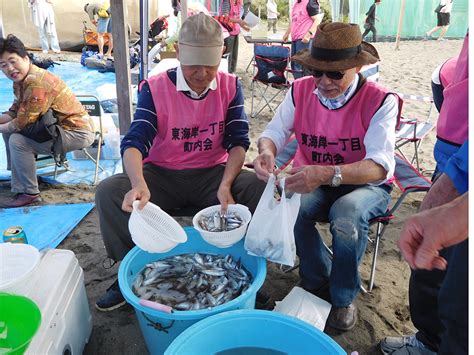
[[198, 211, 245, 232], [132, 253, 252, 311]]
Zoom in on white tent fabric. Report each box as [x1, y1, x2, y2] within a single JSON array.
[[329, 0, 341, 22], [349, 0, 361, 24]]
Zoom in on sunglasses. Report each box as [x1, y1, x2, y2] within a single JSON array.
[[309, 69, 345, 80]]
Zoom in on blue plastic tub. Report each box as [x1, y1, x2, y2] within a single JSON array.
[[118, 227, 267, 355], [165, 310, 346, 355]]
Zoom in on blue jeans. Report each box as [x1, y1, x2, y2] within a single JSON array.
[[291, 39, 311, 79], [294, 184, 391, 307]]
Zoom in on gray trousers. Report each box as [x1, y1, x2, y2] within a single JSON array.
[[95, 163, 266, 261], [2, 129, 95, 194]]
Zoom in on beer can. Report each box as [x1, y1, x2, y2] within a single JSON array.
[[3, 226, 28, 244]]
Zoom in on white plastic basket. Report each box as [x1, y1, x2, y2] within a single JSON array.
[[192, 204, 252, 248], [0, 243, 41, 295], [129, 201, 187, 253]]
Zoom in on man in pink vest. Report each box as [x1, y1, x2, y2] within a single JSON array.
[[94, 13, 265, 311], [254, 22, 401, 331], [380, 34, 468, 355]]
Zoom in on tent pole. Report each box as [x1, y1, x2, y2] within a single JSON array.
[[181, 0, 188, 23], [395, 0, 405, 50], [139, 0, 149, 81]]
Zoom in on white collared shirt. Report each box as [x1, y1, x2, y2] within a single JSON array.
[[176, 65, 218, 99], [259, 75, 399, 183]]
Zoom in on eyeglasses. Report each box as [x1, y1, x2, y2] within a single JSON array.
[[309, 69, 345, 80]]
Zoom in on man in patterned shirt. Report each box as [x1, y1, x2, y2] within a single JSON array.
[[0, 34, 95, 207]]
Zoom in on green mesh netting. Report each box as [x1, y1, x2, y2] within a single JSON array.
[[358, 0, 468, 38]]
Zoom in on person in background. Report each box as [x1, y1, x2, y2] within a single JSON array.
[[241, 0, 252, 20], [94, 14, 265, 311], [266, 0, 279, 34], [220, 0, 250, 73], [283, 0, 321, 79], [28, 0, 61, 54], [425, 0, 453, 41], [253, 22, 401, 331], [161, 1, 213, 49], [380, 32, 468, 355], [84, 2, 113, 58], [0, 35, 95, 208], [362, 0, 381, 43], [430, 56, 457, 112], [431, 34, 467, 180]]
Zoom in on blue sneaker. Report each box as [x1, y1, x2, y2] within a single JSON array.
[[95, 279, 126, 312]]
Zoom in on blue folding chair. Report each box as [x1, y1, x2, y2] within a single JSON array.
[[250, 45, 292, 119]]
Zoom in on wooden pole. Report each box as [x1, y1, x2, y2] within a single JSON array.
[[395, 0, 406, 50], [110, 0, 133, 134]]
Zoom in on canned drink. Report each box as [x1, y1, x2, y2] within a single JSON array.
[[3, 226, 28, 244]]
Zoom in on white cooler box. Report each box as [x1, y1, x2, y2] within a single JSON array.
[[24, 249, 92, 355]]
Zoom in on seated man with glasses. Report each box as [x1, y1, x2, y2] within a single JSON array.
[[253, 22, 401, 331]]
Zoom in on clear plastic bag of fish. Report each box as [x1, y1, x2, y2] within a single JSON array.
[[132, 253, 252, 311], [244, 175, 301, 266]]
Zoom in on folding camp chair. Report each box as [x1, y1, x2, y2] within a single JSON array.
[[75, 94, 104, 185], [395, 93, 435, 171], [250, 45, 292, 119]]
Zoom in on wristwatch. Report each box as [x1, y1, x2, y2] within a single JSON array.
[[330, 166, 342, 187], [308, 30, 314, 36]]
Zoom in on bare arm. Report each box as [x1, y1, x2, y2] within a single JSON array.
[[419, 173, 460, 211], [283, 17, 292, 42], [285, 159, 387, 194], [398, 192, 468, 270], [218, 146, 246, 211], [302, 15, 320, 43], [121, 148, 150, 212]]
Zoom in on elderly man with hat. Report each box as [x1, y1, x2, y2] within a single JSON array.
[[253, 22, 402, 330], [94, 13, 265, 311]]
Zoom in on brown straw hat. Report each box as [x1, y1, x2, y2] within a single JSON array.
[[292, 22, 380, 71]]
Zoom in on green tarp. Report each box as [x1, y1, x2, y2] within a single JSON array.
[[358, 0, 468, 38]]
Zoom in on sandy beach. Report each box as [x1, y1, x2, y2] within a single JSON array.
[[2, 33, 464, 354]]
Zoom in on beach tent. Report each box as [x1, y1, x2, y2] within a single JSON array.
[[1, 0, 162, 50], [351, 0, 468, 38]]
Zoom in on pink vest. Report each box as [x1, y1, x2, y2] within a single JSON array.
[[439, 56, 457, 88], [291, 0, 314, 41], [220, 0, 241, 35], [144, 70, 237, 170], [436, 35, 468, 146], [292, 77, 397, 169]]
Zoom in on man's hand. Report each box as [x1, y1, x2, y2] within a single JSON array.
[[122, 182, 151, 212], [285, 165, 330, 193], [282, 30, 290, 43], [302, 32, 311, 43], [217, 184, 235, 212], [92, 19, 98, 26], [398, 192, 468, 270], [253, 149, 275, 181]]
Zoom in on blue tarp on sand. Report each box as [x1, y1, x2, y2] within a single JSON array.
[[0, 203, 95, 250]]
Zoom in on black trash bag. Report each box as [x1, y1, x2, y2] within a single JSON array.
[[28, 53, 60, 70], [19, 109, 67, 166]]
